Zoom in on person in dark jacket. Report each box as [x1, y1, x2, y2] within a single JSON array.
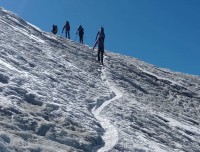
[[51, 24, 58, 34], [62, 21, 70, 39], [76, 25, 84, 44], [93, 27, 105, 65]]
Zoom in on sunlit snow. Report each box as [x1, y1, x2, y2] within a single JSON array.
[[0, 7, 200, 152]]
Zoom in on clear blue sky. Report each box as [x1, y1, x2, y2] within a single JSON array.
[[1, 0, 200, 75]]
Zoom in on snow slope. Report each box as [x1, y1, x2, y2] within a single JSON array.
[[0, 8, 200, 152]]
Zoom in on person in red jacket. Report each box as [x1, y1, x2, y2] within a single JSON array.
[[93, 27, 105, 65], [76, 25, 84, 44], [62, 21, 70, 39]]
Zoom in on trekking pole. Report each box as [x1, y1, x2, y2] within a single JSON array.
[[84, 35, 86, 42], [75, 33, 77, 41], [92, 48, 94, 62]]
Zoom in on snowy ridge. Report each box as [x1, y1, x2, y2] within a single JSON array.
[[0, 7, 200, 152]]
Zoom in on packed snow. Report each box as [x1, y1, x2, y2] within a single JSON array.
[[0, 7, 200, 152]]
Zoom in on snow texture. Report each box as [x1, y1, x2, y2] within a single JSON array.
[[0, 7, 200, 152]]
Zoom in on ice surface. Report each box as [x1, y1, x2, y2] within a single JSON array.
[[0, 7, 200, 152]]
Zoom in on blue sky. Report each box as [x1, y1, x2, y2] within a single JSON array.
[[1, 0, 200, 75]]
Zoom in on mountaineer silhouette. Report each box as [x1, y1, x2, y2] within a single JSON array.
[[62, 21, 70, 39], [76, 25, 84, 44], [93, 26, 105, 65], [51, 24, 58, 35]]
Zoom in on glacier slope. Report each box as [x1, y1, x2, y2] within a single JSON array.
[[0, 8, 110, 152], [101, 53, 200, 151], [0, 7, 200, 152]]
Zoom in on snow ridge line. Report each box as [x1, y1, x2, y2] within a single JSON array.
[[92, 67, 123, 152]]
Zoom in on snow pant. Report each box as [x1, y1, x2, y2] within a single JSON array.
[[79, 34, 83, 44], [98, 47, 104, 65], [65, 30, 70, 39]]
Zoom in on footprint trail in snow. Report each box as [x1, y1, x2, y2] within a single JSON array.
[[92, 66, 123, 152]]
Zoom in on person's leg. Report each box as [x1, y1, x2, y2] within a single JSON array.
[[97, 51, 100, 62], [65, 31, 67, 38], [81, 35, 83, 44], [66, 31, 69, 38], [101, 51, 104, 65], [79, 36, 82, 43], [79, 34, 83, 44]]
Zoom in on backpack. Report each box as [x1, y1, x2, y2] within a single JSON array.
[[52, 25, 58, 34]]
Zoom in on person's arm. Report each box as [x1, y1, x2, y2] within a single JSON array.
[[93, 40, 98, 50], [76, 27, 79, 35], [62, 25, 65, 33], [95, 32, 99, 40]]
